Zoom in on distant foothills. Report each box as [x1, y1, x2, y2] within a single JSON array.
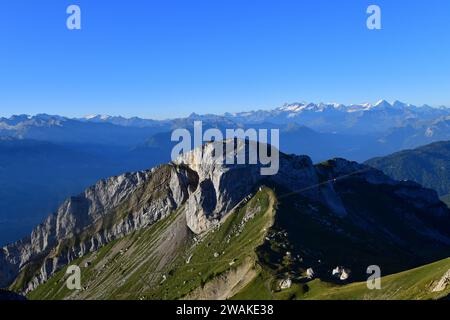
[[1, 99, 450, 245]]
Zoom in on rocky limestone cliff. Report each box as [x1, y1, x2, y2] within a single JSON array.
[[0, 163, 197, 291], [174, 139, 320, 233]]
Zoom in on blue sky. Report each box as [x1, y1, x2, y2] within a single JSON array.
[[1, 0, 450, 119]]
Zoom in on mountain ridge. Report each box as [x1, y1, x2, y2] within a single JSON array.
[[3, 100, 449, 129], [366, 140, 450, 196]]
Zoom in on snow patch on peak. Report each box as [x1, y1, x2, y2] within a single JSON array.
[[84, 114, 111, 120], [374, 100, 392, 108]]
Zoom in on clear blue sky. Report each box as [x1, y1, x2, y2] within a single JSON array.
[[1, 0, 449, 119]]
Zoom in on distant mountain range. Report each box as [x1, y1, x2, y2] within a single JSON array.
[[3, 100, 449, 133], [0, 115, 165, 146], [222, 100, 450, 134], [73, 100, 450, 134], [2, 100, 450, 161]]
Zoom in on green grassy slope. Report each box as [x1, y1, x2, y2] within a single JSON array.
[[233, 257, 450, 300], [28, 188, 276, 300], [28, 206, 188, 300]]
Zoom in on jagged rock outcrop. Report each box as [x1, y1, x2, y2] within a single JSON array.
[[0, 163, 197, 291], [432, 269, 450, 292], [175, 140, 263, 233], [174, 139, 320, 233]]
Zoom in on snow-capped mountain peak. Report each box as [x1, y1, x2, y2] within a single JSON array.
[[373, 99, 392, 108], [83, 114, 112, 121]]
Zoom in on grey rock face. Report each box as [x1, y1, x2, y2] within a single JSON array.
[[0, 164, 193, 290], [175, 140, 320, 233], [175, 140, 263, 233]]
